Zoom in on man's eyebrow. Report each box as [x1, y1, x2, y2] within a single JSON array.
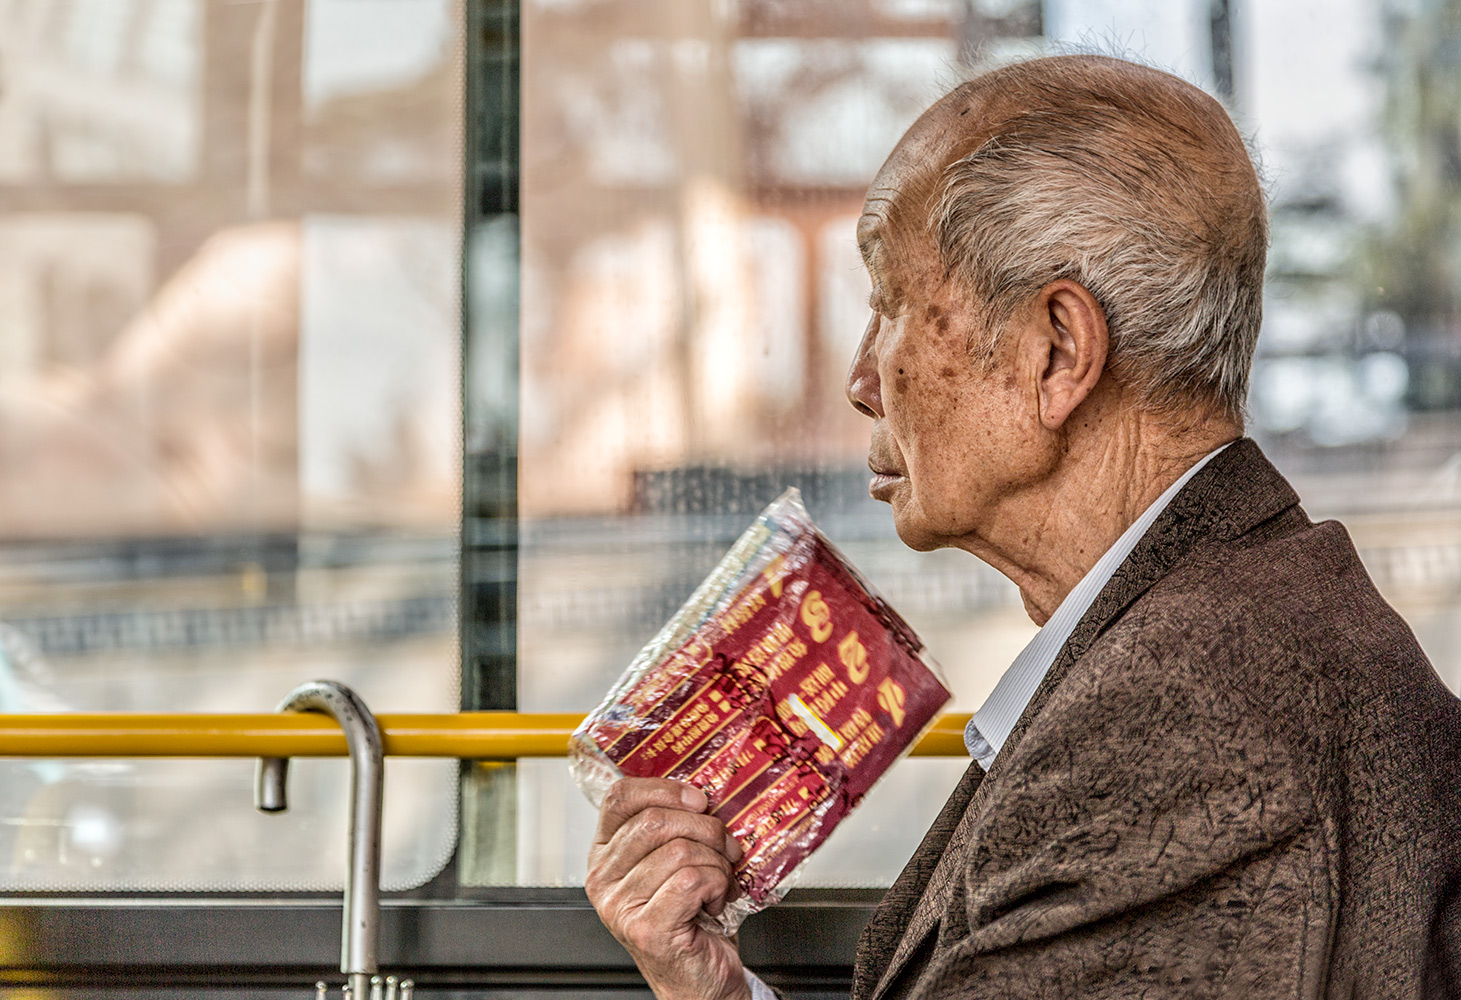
[[856, 204, 886, 254], [856, 223, 886, 279]]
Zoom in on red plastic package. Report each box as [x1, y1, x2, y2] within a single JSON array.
[[570, 488, 950, 932]]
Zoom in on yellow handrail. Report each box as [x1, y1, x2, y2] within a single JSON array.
[[0, 711, 973, 759]]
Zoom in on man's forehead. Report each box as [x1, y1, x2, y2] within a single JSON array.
[[857, 81, 994, 268]]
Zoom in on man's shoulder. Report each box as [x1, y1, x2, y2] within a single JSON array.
[[1082, 509, 1457, 762], [1139, 512, 1416, 658]]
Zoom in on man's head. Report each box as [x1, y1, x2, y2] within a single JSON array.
[[847, 55, 1264, 568]]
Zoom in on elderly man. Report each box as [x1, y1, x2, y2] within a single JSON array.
[[585, 55, 1461, 998]]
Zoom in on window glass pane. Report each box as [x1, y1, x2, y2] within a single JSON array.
[[1234, 0, 1461, 694], [0, 0, 462, 890], [514, 0, 1032, 889], [512, 0, 1461, 890]]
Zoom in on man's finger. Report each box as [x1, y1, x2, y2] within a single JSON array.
[[639, 859, 736, 929], [594, 777, 708, 846], [611, 836, 734, 904], [593, 805, 734, 884]]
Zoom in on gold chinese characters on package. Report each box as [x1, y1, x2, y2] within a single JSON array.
[[570, 488, 951, 932]]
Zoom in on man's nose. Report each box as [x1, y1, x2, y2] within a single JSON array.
[[846, 314, 883, 419]]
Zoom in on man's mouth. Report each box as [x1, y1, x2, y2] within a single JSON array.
[[867, 462, 905, 498]]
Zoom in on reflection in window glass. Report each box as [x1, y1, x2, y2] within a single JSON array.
[[515, 0, 1039, 889], [0, 0, 462, 890], [0, 0, 202, 183], [512, 0, 1461, 889]]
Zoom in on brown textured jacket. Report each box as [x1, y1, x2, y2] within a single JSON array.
[[851, 439, 1461, 999]]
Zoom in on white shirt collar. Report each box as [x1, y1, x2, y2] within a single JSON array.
[[963, 442, 1232, 768]]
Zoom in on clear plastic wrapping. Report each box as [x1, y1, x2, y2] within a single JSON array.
[[570, 488, 951, 932]]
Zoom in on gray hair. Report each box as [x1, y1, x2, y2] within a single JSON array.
[[930, 84, 1268, 421]]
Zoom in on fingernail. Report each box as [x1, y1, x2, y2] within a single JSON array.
[[680, 784, 707, 811], [726, 834, 743, 862]]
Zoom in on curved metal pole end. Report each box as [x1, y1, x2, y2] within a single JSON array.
[[255, 755, 290, 813], [254, 679, 353, 814], [258, 679, 384, 978]]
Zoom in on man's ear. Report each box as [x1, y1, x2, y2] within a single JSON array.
[[1033, 280, 1109, 430]]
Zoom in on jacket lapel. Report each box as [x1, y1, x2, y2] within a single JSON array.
[[860, 439, 1300, 999], [868, 757, 997, 998], [851, 760, 983, 1000]]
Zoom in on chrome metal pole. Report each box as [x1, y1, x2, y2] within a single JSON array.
[[255, 680, 384, 995]]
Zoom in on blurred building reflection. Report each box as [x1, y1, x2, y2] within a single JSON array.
[[0, 0, 463, 890]]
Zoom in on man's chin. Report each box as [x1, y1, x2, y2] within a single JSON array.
[[882, 493, 944, 553], [892, 520, 943, 553]]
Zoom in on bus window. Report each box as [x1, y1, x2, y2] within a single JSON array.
[[0, 0, 1457, 970], [0, 0, 462, 891], [470, 0, 1461, 893]]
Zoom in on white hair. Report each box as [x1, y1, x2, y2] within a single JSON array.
[[930, 94, 1268, 421]]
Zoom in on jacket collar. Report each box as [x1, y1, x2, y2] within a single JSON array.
[[988, 437, 1300, 776]]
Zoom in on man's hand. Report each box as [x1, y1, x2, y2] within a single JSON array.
[[586, 777, 752, 1000]]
